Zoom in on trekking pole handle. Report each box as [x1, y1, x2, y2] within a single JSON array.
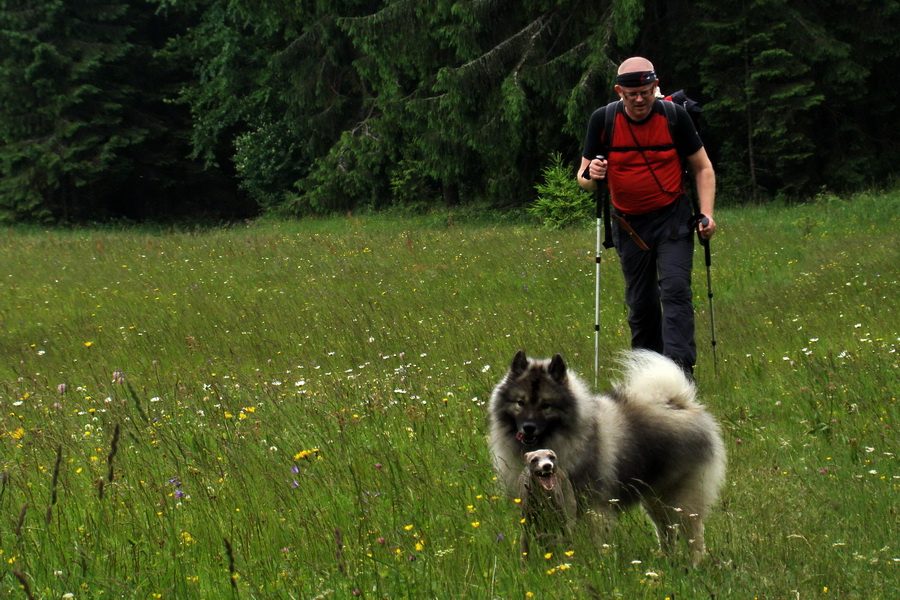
[[698, 216, 712, 266], [582, 155, 605, 181], [696, 215, 710, 240], [589, 156, 606, 220]]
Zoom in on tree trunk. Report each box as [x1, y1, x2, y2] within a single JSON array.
[[443, 182, 459, 207]]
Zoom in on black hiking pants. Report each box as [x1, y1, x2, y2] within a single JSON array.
[[613, 195, 696, 372]]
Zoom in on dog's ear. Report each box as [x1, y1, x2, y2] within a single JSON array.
[[548, 354, 567, 382], [511, 350, 528, 376]]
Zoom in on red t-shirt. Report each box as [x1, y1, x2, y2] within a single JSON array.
[[582, 101, 703, 215], [606, 110, 683, 214]]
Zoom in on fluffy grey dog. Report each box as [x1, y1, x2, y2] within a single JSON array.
[[489, 349, 726, 564], [518, 449, 577, 557]]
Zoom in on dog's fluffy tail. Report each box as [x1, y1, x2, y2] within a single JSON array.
[[613, 350, 697, 409]]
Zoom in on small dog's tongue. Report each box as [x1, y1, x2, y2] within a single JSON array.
[[537, 473, 556, 491], [516, 431, 524, 441]]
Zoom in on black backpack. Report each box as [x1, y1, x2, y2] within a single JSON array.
[[601, 90, 703, 166], [595, 90, 704, 249]]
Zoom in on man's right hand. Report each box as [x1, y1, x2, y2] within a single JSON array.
[[588, 157, 608, 180], [578, 156, 607, 191]]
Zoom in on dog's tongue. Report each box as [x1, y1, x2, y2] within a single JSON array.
[[516, 431, 537, 445], [537, 473, 556, 491]]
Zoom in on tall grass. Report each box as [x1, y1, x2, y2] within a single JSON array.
[[1, 191, 897, 599]]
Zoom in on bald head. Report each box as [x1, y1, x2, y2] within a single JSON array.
[[618, 57, 654, 74], [615, 57, 658, 89]]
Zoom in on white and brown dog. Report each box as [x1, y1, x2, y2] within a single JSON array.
[[518, 449, 577, 557]]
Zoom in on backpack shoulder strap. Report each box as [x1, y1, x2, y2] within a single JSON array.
[[660, 99, 687, 168], [660, 98, 677, 133], [602, 100, 622, 151], [606, 100, 676, 153], [661, 98, 699, 212]]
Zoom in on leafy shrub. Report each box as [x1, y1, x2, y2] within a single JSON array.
[[528, 152, 593, 229]]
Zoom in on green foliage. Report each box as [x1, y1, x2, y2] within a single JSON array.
[[167, 0, 898, 212], [0, 0, 241, 222], [690, 0, 900, 201], [388, 159, 441, 211], [2, 0, 900, 221], [692, 0, 818, 200], [0, 192, 897, 596], [0, 0, 141, 220], [528, 152, 593, 229], [233, 119, 302, 210], [611, 0, 646, 48], [165, 0, 373, 214], [280, 125, 394, 216]]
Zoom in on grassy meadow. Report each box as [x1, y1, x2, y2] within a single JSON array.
[[0, 191, 897, 599]]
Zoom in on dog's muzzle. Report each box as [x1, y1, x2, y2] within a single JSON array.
[[532, 461, 558, 491], [516, 422, 540, 446]]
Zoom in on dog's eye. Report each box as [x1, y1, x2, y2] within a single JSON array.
[[515, 400, 526, 407]]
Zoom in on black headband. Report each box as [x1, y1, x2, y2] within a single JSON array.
[[615, 70, 658, 88]]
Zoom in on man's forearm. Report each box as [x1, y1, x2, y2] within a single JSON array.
[[694, 167, 715, 217]]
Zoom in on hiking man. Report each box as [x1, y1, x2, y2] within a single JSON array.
[[577, 57, 716, 377]]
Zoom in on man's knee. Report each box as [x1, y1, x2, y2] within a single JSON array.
[[659, 273, 692, 303]]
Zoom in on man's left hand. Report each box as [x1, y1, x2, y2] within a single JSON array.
[[698, 215, 716, 240]]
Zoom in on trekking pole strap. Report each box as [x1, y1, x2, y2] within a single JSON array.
[[585, 153, 615, 250], [602, 194, 614, 249]]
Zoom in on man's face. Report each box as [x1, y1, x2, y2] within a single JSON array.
[[616, 82, 657, 121]]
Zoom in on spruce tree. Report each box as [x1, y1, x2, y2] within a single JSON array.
[[0, 0, 145, 221], [811, 0, 900, 191], [159, 0, 374, 214], [691, 0, 825, 201], [342, 0, 628, 210]]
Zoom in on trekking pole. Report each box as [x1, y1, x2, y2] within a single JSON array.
[[698, 217, 718, 377], [594, 192, 602, 388], [590, 155, 606, 388]]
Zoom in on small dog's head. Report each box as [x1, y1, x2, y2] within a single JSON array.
[[524, 449, 560, 491]]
